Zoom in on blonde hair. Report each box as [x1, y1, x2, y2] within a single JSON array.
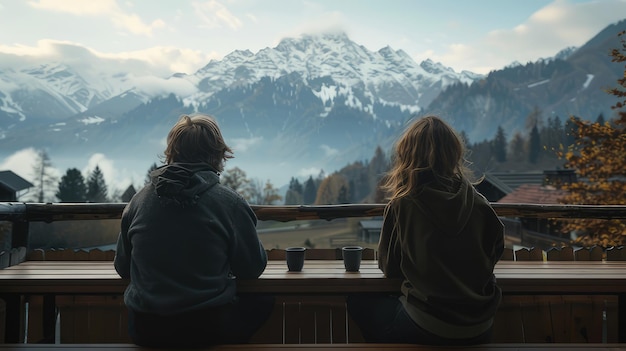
[[381, 115, 472, 201], [164, 114, 233, 171]]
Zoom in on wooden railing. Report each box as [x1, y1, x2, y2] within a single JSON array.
[[2, 202, 626, 249], [2, 202, 626, 221]]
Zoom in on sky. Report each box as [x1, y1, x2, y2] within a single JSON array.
[[1, 0, 625, 75], [1, 0, 625, 197]]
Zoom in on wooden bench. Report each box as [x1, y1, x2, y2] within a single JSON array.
[[2, 343, 626, 350]]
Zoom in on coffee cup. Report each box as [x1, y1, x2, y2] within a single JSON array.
[[342, 246, 363, 272], [285, 247, 306, 272]]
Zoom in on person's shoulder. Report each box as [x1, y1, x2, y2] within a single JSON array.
[[210, 183, 249, 205], [388, 195, 422, 213], [126, 183, 154, 205]]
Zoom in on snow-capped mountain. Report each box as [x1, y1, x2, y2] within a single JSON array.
[[161, 32, 477, 113], [423, 18, 625, 143], [0, 19, 624, 187], [0, 62, 143, 131], [0, 32, 481, 186]]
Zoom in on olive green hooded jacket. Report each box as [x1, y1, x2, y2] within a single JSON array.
[[378, 174, 504, 339]]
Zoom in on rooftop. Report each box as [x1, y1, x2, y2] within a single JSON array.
[[0, 170, 33, 192], [497, 184, 568, 204]]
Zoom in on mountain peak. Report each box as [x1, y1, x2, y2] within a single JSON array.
[[420, 59, 454, 75]]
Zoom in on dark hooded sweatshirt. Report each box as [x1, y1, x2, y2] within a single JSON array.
[[378, 173, 504, 339], [114, 163, 267, 315]]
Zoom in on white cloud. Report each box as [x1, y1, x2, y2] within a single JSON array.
[[0, 148, 63, 201], [28, 0, 119, 15], [298, 167, 321, 178], [133, 75, 198, 97], [230, 136, 263, 153], [28, 0, 164, 37], [111, 13, 165, 37], [427, 0, 626, 74], [0, 148, 39, 182], [277, 11, 346, 45], [0, 40, 213, 77], [193, 0, 242, 30], [320, 144, 339, 157]]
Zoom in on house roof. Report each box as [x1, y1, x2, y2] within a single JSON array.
[[497, 184, 568, 204], [0, 170, 33, 192], [483, 171, 546, 194]]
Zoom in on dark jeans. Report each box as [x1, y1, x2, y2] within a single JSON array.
[[347, 294, 492, 345], [128, 294, 274, 348]]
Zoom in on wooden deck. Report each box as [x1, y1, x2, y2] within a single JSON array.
[[3, 256, 626, 344], [2, 203, 626, 345]]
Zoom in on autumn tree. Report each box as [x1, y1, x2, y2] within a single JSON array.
[[261, 180, 282, 205], [243, 178, 281, 205], [222, 167, 252, 200], [86, 166, 108, 202], [315, 173, 349, 205], [56, 168, 87, 202], [558, 30, 626, 247], [542, 115, 565, 152], [247, 179, 264, 205]]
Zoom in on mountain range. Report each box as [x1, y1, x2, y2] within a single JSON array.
[[0, 19, 624, 187]]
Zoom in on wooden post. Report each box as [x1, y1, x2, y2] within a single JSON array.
[[10, 220, 29, 249]]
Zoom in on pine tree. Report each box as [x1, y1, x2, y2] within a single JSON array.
[[492, 126, 507, 162], [558, 30, 626, 247], [368, 146, 388, 196], [56, 168, 87, 202], [284, 177, 303, 205], [528, 124, 541, 164], [337, 185, 349, 204], [145, 162, 159, 185], [30, 150, 58, 202], [86, 166, 108, 203], [525, 106, 543, 164], [303, 176, 317, 205], [508, 132, 526, 163]]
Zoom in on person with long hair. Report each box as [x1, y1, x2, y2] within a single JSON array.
[[114, 114, 273, 347], [348, 115, 504, 345]]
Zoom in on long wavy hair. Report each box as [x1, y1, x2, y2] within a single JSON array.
[[163, 114, 233, 171], [380, 115, 474, 201]]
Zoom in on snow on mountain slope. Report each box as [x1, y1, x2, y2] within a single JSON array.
[[183, 32, 476, 110]]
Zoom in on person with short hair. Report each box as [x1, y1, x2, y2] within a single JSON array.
[[114, 114, 273, 347], [348, 115, 504, 345]]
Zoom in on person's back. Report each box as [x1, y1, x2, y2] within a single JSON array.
[[347, 115, 504, 345], [114, 114, 273, 347]]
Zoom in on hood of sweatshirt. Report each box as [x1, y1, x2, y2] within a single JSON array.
[[150, 163, 219, 207], [412, 173, 475, 236]]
